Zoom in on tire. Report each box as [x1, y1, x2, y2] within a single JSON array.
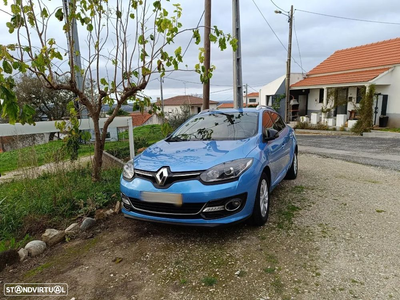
[[285, 151, 298, 180], [250, 172, 270, 226]]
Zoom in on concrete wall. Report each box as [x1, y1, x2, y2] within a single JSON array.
[[0, 134, 50, 152]]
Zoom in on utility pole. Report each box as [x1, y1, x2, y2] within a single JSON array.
[[232, 0, 243, 109], [159, 75, 164, 123], [202, 0, 211, 110], [245, 84, 248, 107], [285, 5, 293, 123], [62, 0, 84, 117]]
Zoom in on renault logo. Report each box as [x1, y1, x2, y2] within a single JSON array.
[[155, 167, 169, 186]]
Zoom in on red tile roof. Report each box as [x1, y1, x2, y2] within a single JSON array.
[[308, 38, 400, 75], [245, 92, 259, 97], [217, 102, 258, 108], [130, 112, 153, 127], [163, 95, 218, 106], [291, 68, 390, 88]]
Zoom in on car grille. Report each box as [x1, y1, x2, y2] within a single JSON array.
[[134, 168, 202, 188], [127, 197, 205, 216]]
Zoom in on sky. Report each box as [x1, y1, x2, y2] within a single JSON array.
[[1, 0, 400, 102]]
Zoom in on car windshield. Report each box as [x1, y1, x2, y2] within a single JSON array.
[[167, 112, 259, 141]]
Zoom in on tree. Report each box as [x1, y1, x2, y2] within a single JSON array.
[[352, 85, 375, 135], [14, 73, 75, 140], [0, 0, 236, 180]]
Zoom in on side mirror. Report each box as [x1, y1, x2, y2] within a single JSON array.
[[264, 128, 279, 141]]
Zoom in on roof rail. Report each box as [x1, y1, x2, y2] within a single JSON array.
[[256, 104, 272, 110], [199, 108, 215, 114]]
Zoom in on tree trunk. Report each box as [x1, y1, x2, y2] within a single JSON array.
[[49, 132, 56, 141]]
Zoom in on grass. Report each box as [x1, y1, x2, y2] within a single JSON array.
[[379, 127, 400, 133], [0, 164, 121, 244], [0, 124, 166, 174], [202, 276, 217, 286]]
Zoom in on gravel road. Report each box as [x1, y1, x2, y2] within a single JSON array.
[[296, 135, 400, 170], [2, 153, 400, 299]]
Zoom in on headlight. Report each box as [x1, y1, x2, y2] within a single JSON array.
[[123, 161, 135, 181], [200, 158, 253, 183]]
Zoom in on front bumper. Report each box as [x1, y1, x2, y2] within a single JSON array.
[[120, 167, 259, 226]]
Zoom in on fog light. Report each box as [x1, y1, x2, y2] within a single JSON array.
[[203, 205, 225, 212], [225, 198, 242, 212], [121, 194, 131, 205]]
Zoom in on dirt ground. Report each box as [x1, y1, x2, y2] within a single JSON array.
[[1, 153, 399, 300]]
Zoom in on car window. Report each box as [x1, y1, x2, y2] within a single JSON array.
[[167, 112, 259, 141], [262, 111, 274, 129], [266, 112, 286, 132]]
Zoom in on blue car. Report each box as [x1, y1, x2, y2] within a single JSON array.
[[120, 106, 298, 226]]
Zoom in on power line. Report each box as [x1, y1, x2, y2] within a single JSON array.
[[296, 9, 400, 26], [293, 15, 304, 74], [270, 0, 286, 12], [182, 10, 205, 58], [251, 0, 307, 73], [211, 87, 233, 94], [165, 76, 229, 87]]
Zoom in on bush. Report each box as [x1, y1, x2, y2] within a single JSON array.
[[352, 85, 375, 135]]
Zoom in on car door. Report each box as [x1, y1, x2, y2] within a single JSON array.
[[271, 113, 291, 171], [261, 111, 286, 187]]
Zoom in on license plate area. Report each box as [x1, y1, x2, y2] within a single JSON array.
[[141, 192, 183, 206]]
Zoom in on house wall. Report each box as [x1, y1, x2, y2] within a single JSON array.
[[307, 89, 323, 114], [165, 103, 218, 119], [374, 66, 400, 127]]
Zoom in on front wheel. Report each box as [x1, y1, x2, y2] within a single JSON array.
[[250, 173, 270, 226], [285, 151, 298, 180]]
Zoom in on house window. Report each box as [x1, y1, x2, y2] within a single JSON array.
[[319, 89, 324, 104], [356, 87, 363, 104], [249, 98, 257, 103]]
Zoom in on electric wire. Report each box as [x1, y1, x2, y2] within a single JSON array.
[[296, 9, 400, 26], [251, 0, 307, 73], [293, 15, 304, 74], [269, 0, 286, 12]]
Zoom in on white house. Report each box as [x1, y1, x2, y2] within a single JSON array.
[[291, 38, 400, 127], [259, 73, 303, 117], [161, 95, 219, 117]]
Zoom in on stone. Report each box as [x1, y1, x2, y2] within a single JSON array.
[[25, 240, 46, 257], [65, 223, 80, 235], [42, 229, 65, 246], [18, 248, 29, 262], [114, 201, 121, 214], [80, 217, 96, 231], [105, 209, 114, 216]]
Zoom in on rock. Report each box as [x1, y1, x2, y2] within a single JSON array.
[[105, 209, 114, 216], [18, 248, 29, 262], [80, 217, 96, 231], [25, 240, 46, 257], [65, 223, 80, 235], [0, 250, 19, 271], [114, 201, 121, 214], [42, 229, 65, 246]]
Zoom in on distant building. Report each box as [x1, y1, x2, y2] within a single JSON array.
[[160, 95, 219, 116]]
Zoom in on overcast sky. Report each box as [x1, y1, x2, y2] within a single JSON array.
[[1, 0, 399, 102], [149, 0, 400, 101]]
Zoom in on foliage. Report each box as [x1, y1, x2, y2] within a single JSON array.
[[168, 104, 192, 130], [55, 102, 91, 161], [272, 94, 285, 111], [0, 166, 121, 241], [0, 0, 236, 181], [321, 88, 350, 116], [352, 85, 375, 134], [106, 108, 130, 116], [13, 73, 74, 121]]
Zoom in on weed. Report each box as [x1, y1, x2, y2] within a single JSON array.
[[264, 267, 275, 274], [271, 275, 284, 294], [202, 276, 217, 286], [180, 279, 187, 285], [376, 209, 385, 213], [277, 204, 302, 229], [292, 185, 305, 194]]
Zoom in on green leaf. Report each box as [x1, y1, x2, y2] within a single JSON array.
[[41, 8, 48, 18], [209, 33, 217, 43], [100, 78, 107, 86], [116, 10, 122, 18], [55, 8, 63, 21], [2, 60, 13, 74], [87, 24, 93, 31]]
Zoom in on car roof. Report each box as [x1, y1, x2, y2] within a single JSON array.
[[200, 106, 275, 115]]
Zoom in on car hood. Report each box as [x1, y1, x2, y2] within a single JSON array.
[[133, 137, 259, 172]]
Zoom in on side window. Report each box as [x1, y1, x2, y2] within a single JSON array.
[[270, 112, 286, 132], [262, 111, 274, 130]]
